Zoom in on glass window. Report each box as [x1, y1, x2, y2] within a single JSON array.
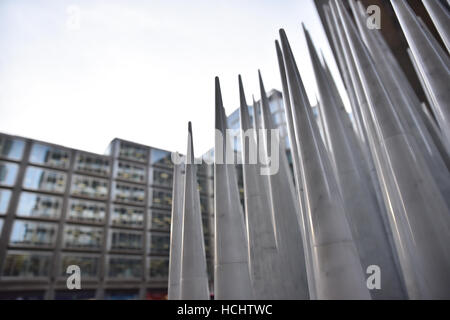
[[63, 225, 103, 250], [2, 251, 51, 278], [71, 175, 108, 199], [149, 232, 170, 255], [111, 205, 144, 228], [113, 183, 145, 204], [149, 210, 171, 231], [109, 230, 143, 251], [0, 161, 19, 186], [150, 149, 173, 168], [197, 176, 210, 194], [29, 143, 70, 169], [0, 189, 12, 214], [60, 254, 100, 279], [107, 256, 142, 279], [119, 142, 148, 163], [75, 153, 110, 176], [116, 161, 146, 184], [150, 188, 172, 209], [9, 220, 57, 247], [16, 192, 62, 219], [0, 137, 25, 161], [23, 166, 67, 193], [67, 199, 106, 223], [149, 257, 169, 280], [151, 168, 173, 188]]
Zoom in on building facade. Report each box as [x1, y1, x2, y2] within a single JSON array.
[[0, 134, 214, 300]]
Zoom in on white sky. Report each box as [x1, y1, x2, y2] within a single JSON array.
[[0, 0, 348, 157]]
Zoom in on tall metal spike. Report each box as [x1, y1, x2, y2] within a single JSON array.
[[257, 71, 309, 299], [279, 28, 370, 300], [350, 0, 450, 208], [213, 77, 253, 300], [336, 0, 450, 299], [421, 0, 450, 53], [180, 122, 210, 300], [275, 40, 316, 299], [390, 0, 450, 156], [304, 27, 406, 299], [168, 155, 185, 300]]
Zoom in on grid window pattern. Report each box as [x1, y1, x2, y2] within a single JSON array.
[[71, 175, 108, 199], [67, 199, 106, 224], [109, 230, 143, 251], [23, 166, 67, 193], [150, 188, 172, 209], [111, 205, 144, 228], [0, 137, 25, 161], [16, 192, 62, 219], [0, 188, 12, 214], [149, 210, 171, 231], [149, 232, 170, 255], [149, 257, 169, 280], [113, 183, 145, 204], [150, 149, 173, 168], [116, 161, 146, 184], [75, 153, 110, 176], [63, 225, 103, 250], [29, 143, 70, 169], [107, 256, 142, 279], [9, 220, 58, 247], [150, 168, 172, 188], [118, 143, 148, 163], [2, 251, 52, 278], [0, 161, 19, 187]]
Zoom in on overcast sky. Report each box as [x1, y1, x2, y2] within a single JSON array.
[[0, 0, 347, 156]]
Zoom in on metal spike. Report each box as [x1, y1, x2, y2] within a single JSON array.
[[180, 122, 210, 300], [336, 0, 450, 299], [213, 77, 253, 299], [279, 27, 370, 300], [305, 27, 406, 299], [390, 0, 450, 156], [421, 0, 450, 53]]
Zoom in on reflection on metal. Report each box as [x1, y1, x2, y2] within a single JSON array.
[[421, 0, 450, 53], [179, 123, 210, 300]]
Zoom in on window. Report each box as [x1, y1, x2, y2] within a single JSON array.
[[2, 251, 52, 278], [149, 232, 170, 255], [29, 143, 70, 169], [63, 225, 103, 250], [71, 175, 108, 199], [107, 256, 142, 279], [119, 142, 148, 163], [105, 289, 139, 300], [75, 153, 110, 176], [0, 218, 3, 234], [0, 137, 25, 161], [151, 168, 173, 188], [116, 161, 146, 183], [60, 254, 99, 278], [67, 199, 106, 223], [9, 220, 57, 247], [150, 188, 172, 209], [16, 192, 62, 219], [149, 257, 169, 280], [150, 149, 173, 168], [109, 230, 143, 251], [197, 176, 210, 194], [55, 290, 96, 300], [149, 210, 171, 231], [113, 183, 145, 204], [23, 166, 67, 193], [111, 205, 144, 228], [0, 161, 19, 186], [0, 189, 12, 214]]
